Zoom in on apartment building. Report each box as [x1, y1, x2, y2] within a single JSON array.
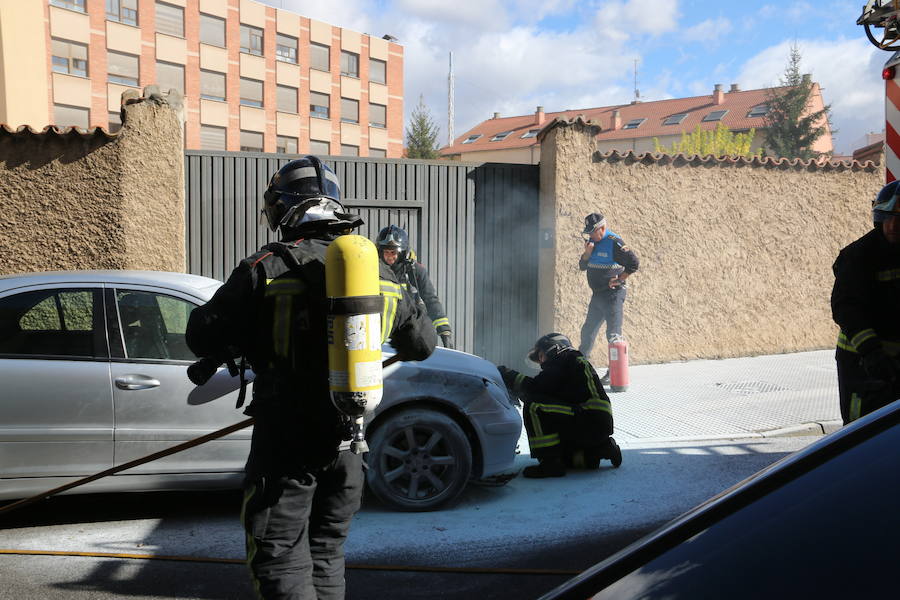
[[0, 0, 403, 156], [441, 82, 833, 164]]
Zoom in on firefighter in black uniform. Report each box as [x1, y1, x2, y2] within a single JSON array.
[[832, 180, 900, 425], [185, 157, 436, 599], [497, 333, 622, 478], [375, 225, 454, 349], [578, 212, 640, 384]]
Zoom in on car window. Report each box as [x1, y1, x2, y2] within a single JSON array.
[[592, 421, 900, 599], [115, 290, 197, 361], [0, 288, 101, 357]]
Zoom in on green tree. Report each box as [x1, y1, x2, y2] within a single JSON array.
[[405, 94, 440, 159], [763, 43, 833, 160], [653, 122, 762, 158]]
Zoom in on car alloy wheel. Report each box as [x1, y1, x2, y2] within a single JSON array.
[[367, 408, 472, 511]]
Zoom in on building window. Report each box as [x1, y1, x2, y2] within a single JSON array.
[[369, 103, 386, 128], [341, 144, 359, 157], [369, 147, 386, 158], [240, 77, 263, 107], [747, 104, 769, 118], [200, 70, 225, 101], [341, 98, 359, 124], [702, 109, 729, 122], [107, 51, 139, 86], [199, 13, 225, 47], [200, 125, 226, 150], [240, 24, 263, 56], [240, 130, 264, 152], [521, 129, 540, 139], [276, 135, 298, 154], [156, 61, 184, 95], [108, 111, 122, 133], [276, 34, 298, 64], [53, 104, 90, 129], [276, 85, 297, 113], [462, 134, 482, 144], [50, 0, 86, 12], [340, 51, 359, 77], [663, 113, 688, 125], [155, 2, 184, 37], [310, 139, 330, 155], [369, 58, 386, 84], [51, 38, 88, 77], [311, 43, 329, 71], [622, 118, 646, 130], [106, 0, 138, 26], [490, 131, 512, 141], [310, 92, 330, 119]]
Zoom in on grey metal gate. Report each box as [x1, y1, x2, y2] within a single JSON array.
[[184, 151, 538, 367]]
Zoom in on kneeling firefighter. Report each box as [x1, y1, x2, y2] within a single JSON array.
[[375, 224, 454, 348], [186, 156, 436, 599], [498, 333, 622, 478], [832, 180, 900, 424]]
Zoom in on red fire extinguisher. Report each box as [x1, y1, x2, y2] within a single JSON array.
[[608, 338, 629, 392]]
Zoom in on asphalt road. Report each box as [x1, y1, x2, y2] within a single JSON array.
[[0, 435, 820, 600]]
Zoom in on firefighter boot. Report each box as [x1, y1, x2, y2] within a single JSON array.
[[523, 457, 567, 478], [608, 437, 622, 468]]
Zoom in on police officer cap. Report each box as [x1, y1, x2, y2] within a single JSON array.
[[583, 212, 607, 233]]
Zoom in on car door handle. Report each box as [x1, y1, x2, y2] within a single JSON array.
[[115, 375, 161, 390]]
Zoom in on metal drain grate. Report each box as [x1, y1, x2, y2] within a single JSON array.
[[713, 381, 789, 396]]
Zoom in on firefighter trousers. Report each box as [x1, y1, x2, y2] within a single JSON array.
[[241, 450, 364, 600], [836, 348, 900, 425], [523, 400, 613, 462]]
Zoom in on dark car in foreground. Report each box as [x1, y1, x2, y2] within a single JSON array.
[[540, 399, 900, 599], [0, 271, 521, 512]]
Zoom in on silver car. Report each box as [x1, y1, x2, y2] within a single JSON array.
[[0, 270, 521, 511]]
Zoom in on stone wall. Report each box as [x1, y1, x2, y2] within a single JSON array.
[[538, 118, 882, 365], [0, 87, 185, 275]]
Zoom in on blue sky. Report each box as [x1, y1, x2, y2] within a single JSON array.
[[260, 0, 887, 154]]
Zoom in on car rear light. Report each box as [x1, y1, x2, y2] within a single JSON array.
[[884, 66, 896, 80]]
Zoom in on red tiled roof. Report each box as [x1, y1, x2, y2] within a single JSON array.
[[441, 85, 803, 156]]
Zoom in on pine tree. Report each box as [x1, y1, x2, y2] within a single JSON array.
[[405, 94, 440, 159], [654, 123, 762, 158], [763, 44, 833, 160]]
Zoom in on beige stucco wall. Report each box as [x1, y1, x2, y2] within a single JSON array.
[[0, 89, 185, 275], [539, 120, 881, 366]]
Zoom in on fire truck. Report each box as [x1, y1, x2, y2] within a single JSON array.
[[859, 0, 900, 181]]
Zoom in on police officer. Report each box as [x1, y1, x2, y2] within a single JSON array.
[[832, 180, 900, 424], [578, 212, 640, 385], [185, 157, 436, 599], [375, 225, 454, 349], [497, 333, 622, 478]]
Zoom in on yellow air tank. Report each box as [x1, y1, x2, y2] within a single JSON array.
[[325, 235, 384, 453]]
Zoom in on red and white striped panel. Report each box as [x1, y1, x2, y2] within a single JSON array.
[[885, 53, 900, 183]]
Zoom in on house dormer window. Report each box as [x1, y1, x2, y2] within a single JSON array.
[[462, 134, 482, 144], [747, 105, 769, 118], [521, 129, 540, 139], [702, 109, 729, 122], [663, 113, 688, 125], [490, 130, 513, 141], [622, 118, 646, 130]]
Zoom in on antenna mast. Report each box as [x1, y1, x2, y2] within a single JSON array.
[[633, 58, 640, 102], [448, 51, 455, 146]]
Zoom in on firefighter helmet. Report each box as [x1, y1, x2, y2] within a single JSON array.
[[873, 180, 900, 223], [262, 156, 361, 235], [527, 332, 574, 366], [375, 225, 410, 263]]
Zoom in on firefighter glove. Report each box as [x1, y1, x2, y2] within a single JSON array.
[[862, 348, 899, 385], [497, 365, 519, 389], [440, 332, 454, 349]]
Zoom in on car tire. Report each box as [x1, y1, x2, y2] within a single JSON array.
[[366, 408, 472, 512]]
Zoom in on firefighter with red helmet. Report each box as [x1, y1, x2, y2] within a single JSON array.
[[497, 333, 622, 478], [186, 156, 436, 599], [832, 180, 900, 424], [375, 224, 454, 348]]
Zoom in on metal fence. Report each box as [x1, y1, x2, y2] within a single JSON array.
[[184, 151, 539, 369]]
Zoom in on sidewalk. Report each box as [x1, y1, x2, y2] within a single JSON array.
[[606, 349, 842, 444]]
